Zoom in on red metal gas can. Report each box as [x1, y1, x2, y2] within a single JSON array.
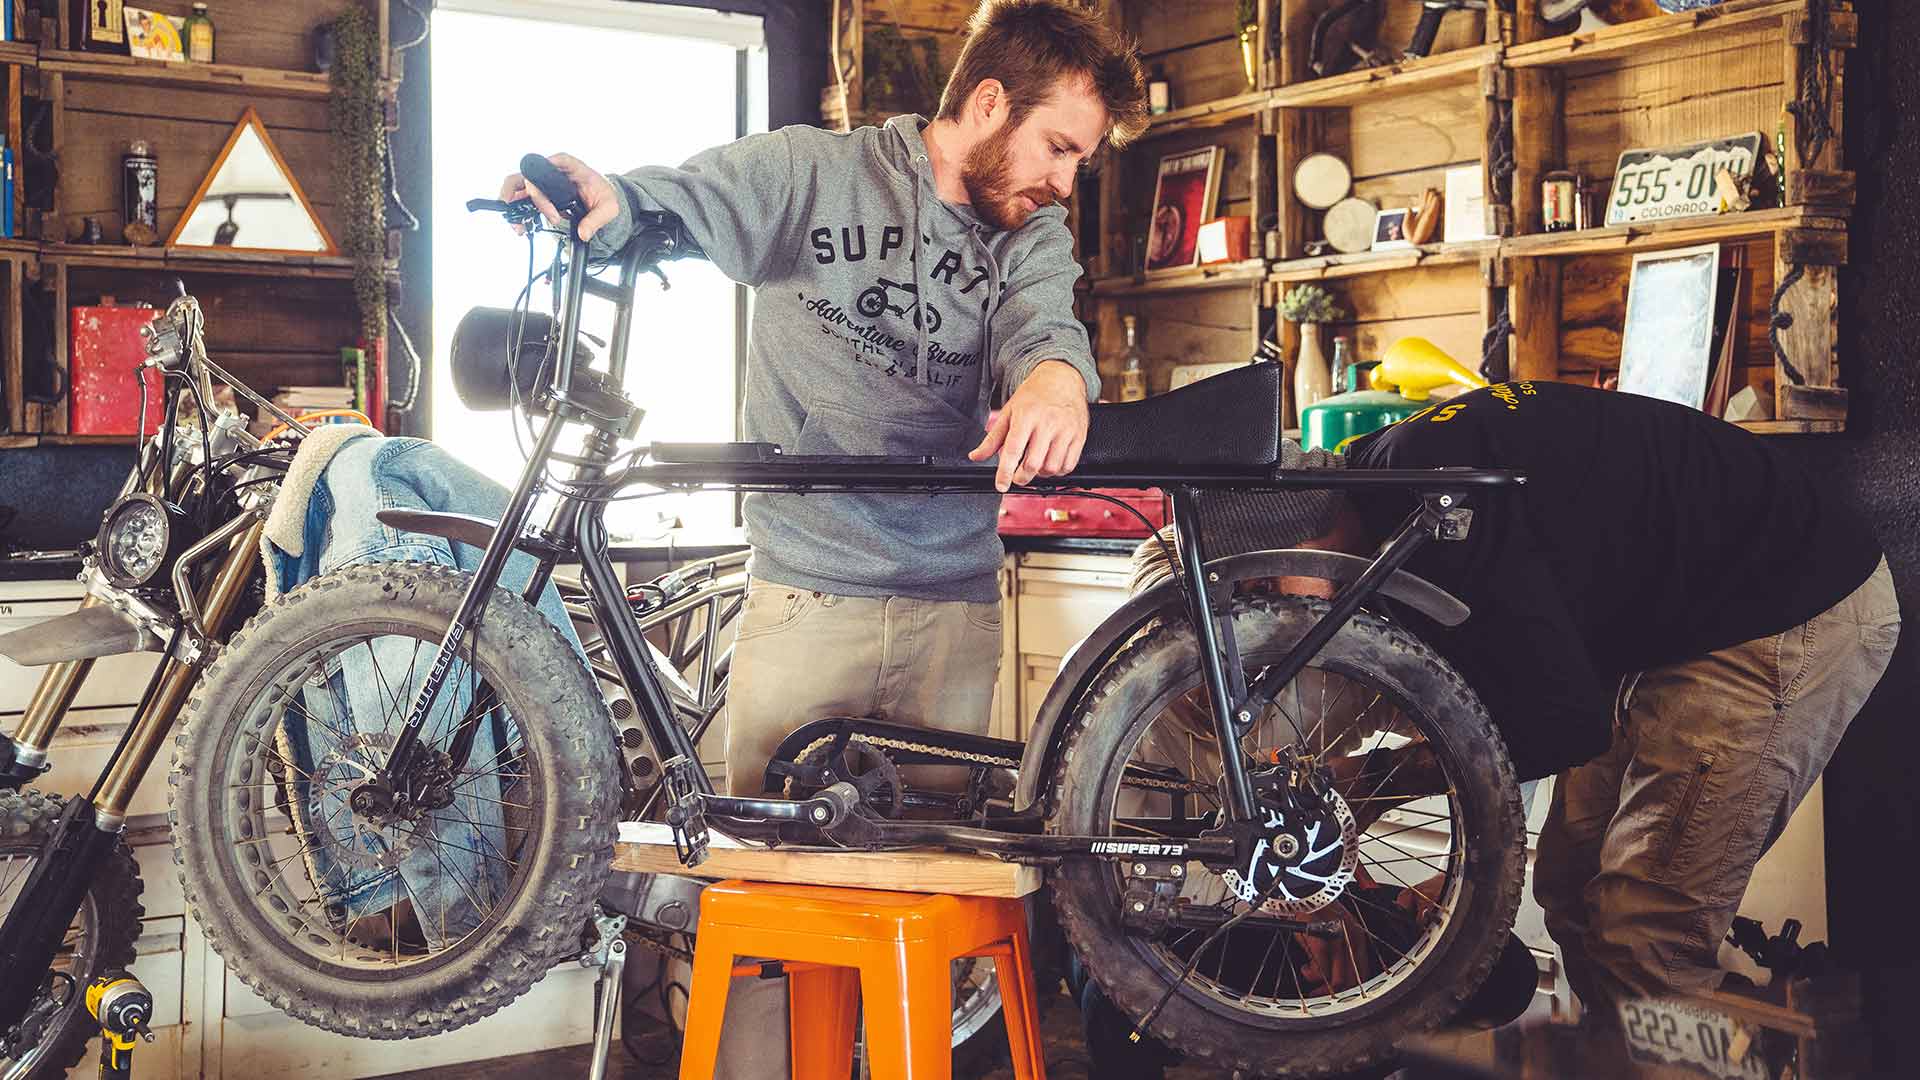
[[69, 304, 165, 436]]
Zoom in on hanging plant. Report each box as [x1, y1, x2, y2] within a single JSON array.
[[331, 4, 386, 345]]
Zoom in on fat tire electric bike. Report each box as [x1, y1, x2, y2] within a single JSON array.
[[165, 157, 1528, 1077]]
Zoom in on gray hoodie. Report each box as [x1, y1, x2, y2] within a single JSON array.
[[590, 116, 1099, 602]]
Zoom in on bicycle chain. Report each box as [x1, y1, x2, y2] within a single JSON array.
[[782, 732, 1210, 797]]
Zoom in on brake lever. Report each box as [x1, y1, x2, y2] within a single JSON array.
[[466, 197, 544, 227]]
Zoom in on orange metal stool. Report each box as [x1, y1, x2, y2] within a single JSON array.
[[678, 879, 1046, 1080]]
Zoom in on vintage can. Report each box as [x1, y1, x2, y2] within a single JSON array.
[[1542, 170, 1578, 233], [122, 141, 158, 232]]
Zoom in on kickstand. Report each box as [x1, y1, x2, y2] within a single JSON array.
[[581, 906, 629, 1080]]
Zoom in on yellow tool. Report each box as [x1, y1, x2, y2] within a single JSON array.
[[1370, 337, 1489, 401], [84, 973, 152, 1080]]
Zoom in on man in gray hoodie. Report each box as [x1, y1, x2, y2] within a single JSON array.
[[505, 4, 1146, 1071], [502, 0, 1146, 812]]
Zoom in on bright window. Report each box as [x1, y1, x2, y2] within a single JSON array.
[[430, 0, 764, 538]]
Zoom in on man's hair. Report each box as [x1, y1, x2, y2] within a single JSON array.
[[936, 0, 1149, 148]]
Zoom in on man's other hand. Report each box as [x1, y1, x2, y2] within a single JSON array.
[[498, 153, 623, 241], [969, 360, 1090, 492]]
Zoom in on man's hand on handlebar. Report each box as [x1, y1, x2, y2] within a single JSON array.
[[499, 153, 622, 242]]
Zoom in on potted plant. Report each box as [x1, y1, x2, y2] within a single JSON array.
[[1238, 0, 1261, 89], [1280, 284, 1346, 424]]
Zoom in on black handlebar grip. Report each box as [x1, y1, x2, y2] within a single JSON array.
[[519, 154, 583, 217]]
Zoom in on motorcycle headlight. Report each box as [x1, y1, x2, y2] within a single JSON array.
[[96, 493, 189, 588]]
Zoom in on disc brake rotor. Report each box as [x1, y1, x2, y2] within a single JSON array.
[[1219, 769, 1361, 916], [307, 732, 422, 874]]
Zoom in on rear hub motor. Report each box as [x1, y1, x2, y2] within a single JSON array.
[[1219, 765, 1360, 915]]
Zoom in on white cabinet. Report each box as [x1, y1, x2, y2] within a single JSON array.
[[1006, 552, 1132, 742]]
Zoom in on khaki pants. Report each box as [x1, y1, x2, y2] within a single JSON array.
[[1535, 557, 1899, 1014], [695, 579, 1002, 1079], [725, 577, 1003, 795]]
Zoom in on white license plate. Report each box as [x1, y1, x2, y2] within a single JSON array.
[[1618, 997, 1769, 1080], [1605, 134, 1764, 227]]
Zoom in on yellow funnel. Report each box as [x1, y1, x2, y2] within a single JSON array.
[[1371, 337, 1490, 402]]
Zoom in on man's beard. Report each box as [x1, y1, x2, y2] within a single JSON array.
[[961, 125, 1055, 231]]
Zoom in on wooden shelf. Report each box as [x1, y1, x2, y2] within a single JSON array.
[[37, 49, 334, 99], [1503, 207, 1840, 258], [1506, 0, 1807, 70], [1271, 44, 1497, 108], [1089, 259, 1267, 297], [1142, 90, 1271, 139], [0, 41, 35, 67], [38, 244, 384, 280], [38, 434, 137, 446], [1269, 240, 1499, 283]]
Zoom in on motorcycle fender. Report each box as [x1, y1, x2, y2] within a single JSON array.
[[1011, 548, 1468, 812], [0, 604, 157, 665]]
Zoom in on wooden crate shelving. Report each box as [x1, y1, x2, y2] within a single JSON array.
[[0, 3, 400, 445], [1254, 0, 1853, 434]]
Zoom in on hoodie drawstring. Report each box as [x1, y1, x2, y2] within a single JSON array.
[[910, 168, 930, 387]]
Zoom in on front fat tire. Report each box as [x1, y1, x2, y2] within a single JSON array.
[[1047, 597, 1526, 1079], [168, 562, 622, 1039], [0, 790, 143, 1080]]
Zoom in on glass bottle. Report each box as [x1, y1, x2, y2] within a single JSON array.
[[1119, 315, 1148, 402], [1331, 336, 1355, 391], [184, 3, 215, 63]]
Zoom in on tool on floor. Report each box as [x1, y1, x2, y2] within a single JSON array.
[[84, 972, 152, 1080], [582, 907, 629, 1080]]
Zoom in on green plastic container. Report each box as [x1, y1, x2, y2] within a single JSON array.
[[1301, 362, 1421, 452]]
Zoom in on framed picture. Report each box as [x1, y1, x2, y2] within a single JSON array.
[[1617, 243, 1724, 411], [1443, 163, 1488, 244], [1371, 206, 1413, 251], [1144, 146, 1223, 275], [124, 8, 186, 62]]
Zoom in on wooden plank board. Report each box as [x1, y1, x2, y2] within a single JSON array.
[[613, 822, 1040, 898], [37, 52, 335, 99], [1345, 82, 1484, 181], [1555, 235, 1774, 375], [1270, 44, 1494, 109], [1337, 311, 1484, 372], [1560, 27, 1786, 183], [1333, 261, 1486, 324], [1506, 0, 1803, 69], [55, 95, 340, 247]]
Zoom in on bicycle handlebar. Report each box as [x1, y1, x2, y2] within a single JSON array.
[[520, 153, 585, 220]]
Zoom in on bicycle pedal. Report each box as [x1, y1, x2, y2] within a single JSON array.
[[662, 756, 711, 867]]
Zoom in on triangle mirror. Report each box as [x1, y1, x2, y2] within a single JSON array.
[[167, 108, 338, 254]]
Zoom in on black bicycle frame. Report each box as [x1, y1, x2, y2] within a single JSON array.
[[363, 217, 1517, 868]]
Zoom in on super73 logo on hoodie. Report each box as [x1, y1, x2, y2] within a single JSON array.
[[800, 223, 988, 389]]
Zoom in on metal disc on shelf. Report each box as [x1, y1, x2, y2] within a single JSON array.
[[1324, 197, 1379, 254], [1292, 152, 1353, 210]]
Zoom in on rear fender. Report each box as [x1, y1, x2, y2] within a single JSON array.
[[1011, 548, 1467, 811]]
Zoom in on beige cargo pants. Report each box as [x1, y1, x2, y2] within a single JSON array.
[[692, 577, 1003, 1080], [1534, 557, 1899, 1015], [724, 577, 1004, 795]]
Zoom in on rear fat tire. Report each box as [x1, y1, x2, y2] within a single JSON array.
[[1047, 597, 1526, 1078], [169, 562, 622, 1039]]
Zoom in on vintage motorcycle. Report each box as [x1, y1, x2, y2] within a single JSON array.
[[162, 158, 1528, 1077], [0, 291, 354, 1078]]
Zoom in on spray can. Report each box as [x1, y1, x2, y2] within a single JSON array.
[[122, 140, 158, 234]]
